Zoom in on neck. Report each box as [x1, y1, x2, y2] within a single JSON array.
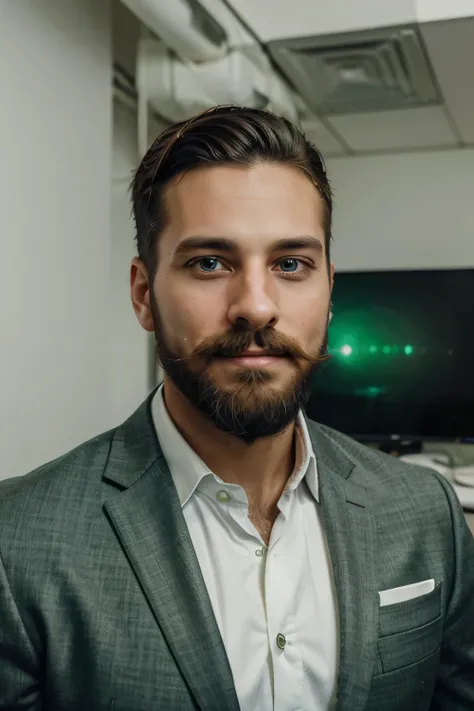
[[162, 377, 297, 511]]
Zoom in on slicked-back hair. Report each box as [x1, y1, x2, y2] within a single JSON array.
[[131, 105, 333, 278]]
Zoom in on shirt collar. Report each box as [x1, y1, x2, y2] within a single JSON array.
[[151, 385, 319, 507]]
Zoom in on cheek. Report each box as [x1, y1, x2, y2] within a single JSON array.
[[154, 281, 223, 349], [288, 295, 329, 342], [302, 320, 327, 353]]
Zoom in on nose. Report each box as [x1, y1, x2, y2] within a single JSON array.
[[227, 266, 280, 331]]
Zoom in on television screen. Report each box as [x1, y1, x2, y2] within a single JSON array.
[[306, 269, 474, 442]]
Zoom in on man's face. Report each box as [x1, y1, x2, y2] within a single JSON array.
[[134, 163, 333, 441]]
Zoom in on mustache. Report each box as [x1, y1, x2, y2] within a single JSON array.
[[161, 325, 330, 365]]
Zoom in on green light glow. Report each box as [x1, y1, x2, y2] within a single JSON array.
[[368, 345, 378, 354], [355, 385, 385, 398], [368, 386, 382, 396], [404, 344, 414, 355], [382, 345, 391, 354], [341, 345, 353, 356]]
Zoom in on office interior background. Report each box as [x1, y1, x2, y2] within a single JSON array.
[[1, 1, 473, 521]]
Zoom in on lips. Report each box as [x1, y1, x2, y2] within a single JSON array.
[[216, 350, 285, 358]]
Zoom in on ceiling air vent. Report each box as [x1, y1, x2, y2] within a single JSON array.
[[269, 26, 440, 116]]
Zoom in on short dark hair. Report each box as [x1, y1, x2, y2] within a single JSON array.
[[131, 105, 333, 277]]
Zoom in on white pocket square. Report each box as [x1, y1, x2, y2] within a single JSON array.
[[379, 578, 435, 607]]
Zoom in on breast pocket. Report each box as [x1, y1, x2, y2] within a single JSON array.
[[377, 582, 443, 674]]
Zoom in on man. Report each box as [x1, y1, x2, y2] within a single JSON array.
[[0, 106, 473, 711]]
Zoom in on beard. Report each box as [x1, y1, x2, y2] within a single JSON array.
[[151, 301, 329, 443]]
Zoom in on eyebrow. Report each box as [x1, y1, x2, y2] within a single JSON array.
[[273, 236, 323, 253], [173, 235, 324, 257]]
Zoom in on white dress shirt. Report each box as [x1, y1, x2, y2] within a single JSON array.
[[152, 386, 339, 711]]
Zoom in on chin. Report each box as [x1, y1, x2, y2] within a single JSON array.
[[212, 371, 299, 404], [204, 378, 308, 442], [209, 358, 292, 381], [210, 368, 285, 392]]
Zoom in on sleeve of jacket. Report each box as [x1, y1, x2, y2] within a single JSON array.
[[430, 473, 474, 711], [0, 550, 42, 710]]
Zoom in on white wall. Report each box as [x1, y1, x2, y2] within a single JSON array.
[[0, 0, 113, 479], [328, 148, 474, 271], [111, 103, 151, 418]]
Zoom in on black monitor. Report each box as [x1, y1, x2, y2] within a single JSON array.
[[305, 268, 474, 443]]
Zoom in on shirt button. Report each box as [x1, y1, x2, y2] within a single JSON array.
[[216, 490, 231, 503], [276, 633, 286, 650], [255, 548, 265, 557]]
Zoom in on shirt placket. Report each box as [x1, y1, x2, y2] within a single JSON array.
[[265, 495, 304, 711]]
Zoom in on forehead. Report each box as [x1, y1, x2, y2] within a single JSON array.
[[160, 163, 325, 253]]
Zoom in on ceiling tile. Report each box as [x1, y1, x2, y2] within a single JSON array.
[[416, 0, 474, 22], [421, 18, 474, 145], [327, 106, 459, 152], [226, 0, 416, 41]]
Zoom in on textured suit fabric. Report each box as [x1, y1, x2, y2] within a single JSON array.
[[0, 391, 473, 710]]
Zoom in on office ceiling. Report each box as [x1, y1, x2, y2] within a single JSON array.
[[225, 2, 474, 156]]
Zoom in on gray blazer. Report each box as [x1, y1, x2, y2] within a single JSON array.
[[1, 393, 473, 710]]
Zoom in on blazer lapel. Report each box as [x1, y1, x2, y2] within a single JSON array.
[[308, 424, 379, 711], [103, 395, 240, 711]]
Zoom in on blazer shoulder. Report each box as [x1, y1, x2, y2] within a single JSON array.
[[0, 427, 116, 516], [306, 418, 450, 498], [306, 418, 399, 470]]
